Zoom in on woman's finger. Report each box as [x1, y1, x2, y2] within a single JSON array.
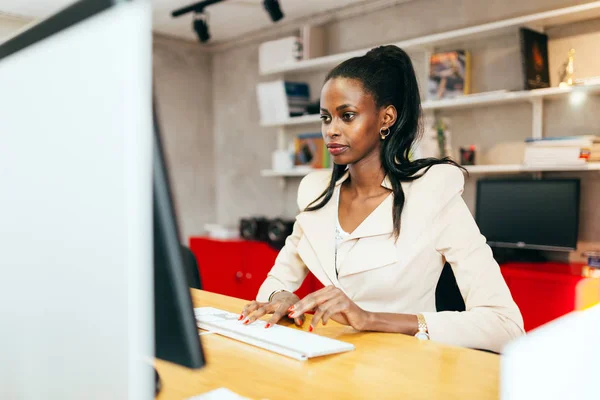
[[294, 314, 305, 327], [290, 286, 338, 317], [265, 301, 291, 328], [321, 299, 347, 325], [243, 305, 269, 325], [310, 306, 326, 332], [240, 301, 261, 321]]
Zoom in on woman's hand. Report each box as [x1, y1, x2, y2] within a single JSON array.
[[289, 285, 371, 332], [239, 291, 304, 328]]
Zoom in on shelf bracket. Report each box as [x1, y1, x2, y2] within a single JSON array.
[[277, 127, 286, 150], [278, 177, 287, 190], [531, 97, 543, 139]]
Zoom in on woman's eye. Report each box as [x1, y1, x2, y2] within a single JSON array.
[[342, 112, 356, 121], [320, 115, 331, 123]]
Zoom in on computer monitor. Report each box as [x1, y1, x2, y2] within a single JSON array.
[[475, 179, 580, 252], [0, 0, 203, 397], [153, 103, 206, 369]]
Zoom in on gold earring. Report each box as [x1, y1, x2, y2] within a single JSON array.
[[380, 127, 390, 140]]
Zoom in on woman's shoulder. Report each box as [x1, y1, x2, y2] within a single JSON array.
[[297, 170, 332, 211], [403, 164, 465, 211], [412, 164, 464, 190]]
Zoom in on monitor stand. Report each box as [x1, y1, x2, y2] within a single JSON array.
[[154, 366, 162, 396], [492, 247, 548, 264]]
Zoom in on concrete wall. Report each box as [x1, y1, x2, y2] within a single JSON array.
[[153, 34, 215, 240]]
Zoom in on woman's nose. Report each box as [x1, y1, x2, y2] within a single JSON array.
[[325, 120, 340, 138]]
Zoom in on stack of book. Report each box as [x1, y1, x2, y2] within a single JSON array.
[[523, 135, 600, 166], [256, 80, 310, 124]]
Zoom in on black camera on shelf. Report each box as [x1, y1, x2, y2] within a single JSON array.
[[239, 217, 270, 242], [266, 218, 294, 250], [239, 217, 294, 251]]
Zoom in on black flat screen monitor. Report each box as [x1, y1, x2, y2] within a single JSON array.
[[153, 104, 206, 369], [475, 179, 580, 252]]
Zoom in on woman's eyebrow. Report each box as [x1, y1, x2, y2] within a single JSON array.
[[336, 104, 353, 111]]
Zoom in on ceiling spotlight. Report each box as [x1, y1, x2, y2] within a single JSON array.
[[172, 0, 284, 44], [263, 0, 284, 22], [193, 12, 210, 43]]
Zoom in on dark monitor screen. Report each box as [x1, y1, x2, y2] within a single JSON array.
[[153, 103, 206, 369], [475, 179, 580, 251]]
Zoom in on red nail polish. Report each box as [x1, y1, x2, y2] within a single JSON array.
[[243, 320, 249, 325], [288, 306, 294, 312], [238, 314, 244, 321], [265, 323, 271, 329], [309, 326, 313, 332]]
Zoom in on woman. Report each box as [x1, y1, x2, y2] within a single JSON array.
[[241, 45, 524, 353]]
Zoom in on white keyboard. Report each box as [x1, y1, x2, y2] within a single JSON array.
[[194, 307, 355, 361]]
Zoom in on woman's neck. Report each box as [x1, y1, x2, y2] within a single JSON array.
[[346, 152, 387, 197]]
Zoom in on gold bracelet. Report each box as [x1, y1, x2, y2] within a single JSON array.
[[268, 289, 289, 302]]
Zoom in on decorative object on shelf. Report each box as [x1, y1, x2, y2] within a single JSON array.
[[427, 50, 471, 100], [294, 133, 329, 168], [256, 80, 310, 124], [558, 48, 576, 88], [460, 145, 477, 166], [271, 149, 293, 171], [519, 28, 550, 90], [418, 115, 454, 159], [266, 218, 295, 250], [239, 217, 270, 242]]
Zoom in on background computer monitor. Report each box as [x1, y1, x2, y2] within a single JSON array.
[[0, 0, 202, 397], [475, 179, 580, 252], [153, 103, 206, 369]]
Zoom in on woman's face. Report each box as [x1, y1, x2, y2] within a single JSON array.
[[319, 77, 384, 166]]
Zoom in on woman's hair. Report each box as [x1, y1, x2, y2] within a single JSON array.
[[305, 45, 465, 239]]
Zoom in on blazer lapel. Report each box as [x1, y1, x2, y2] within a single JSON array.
[[295, 173, 349, 287]]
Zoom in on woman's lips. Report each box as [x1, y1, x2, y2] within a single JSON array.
[[327, 144, 349, 156]]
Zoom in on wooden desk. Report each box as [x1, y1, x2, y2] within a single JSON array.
[[155, 290, 500, 400]]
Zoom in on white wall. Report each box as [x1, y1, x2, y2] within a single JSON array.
[[0, 13, 30, 41]]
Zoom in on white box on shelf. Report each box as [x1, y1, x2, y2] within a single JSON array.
[[259, 36, 302, 75], [301, 24, 326, 60], [256, 80, 310, 125], [271, 149, 293, 171]]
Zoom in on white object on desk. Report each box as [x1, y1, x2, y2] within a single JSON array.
[[501, 304, 600, 400], [187, 387, 250, 400], [194, 307, 355, 361]]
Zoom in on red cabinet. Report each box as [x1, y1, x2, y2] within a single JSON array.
[[500, 262, 586, 332], [189, 237, 322, 301]]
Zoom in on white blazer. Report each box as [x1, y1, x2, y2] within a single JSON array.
[[257, 164, 525, 353]]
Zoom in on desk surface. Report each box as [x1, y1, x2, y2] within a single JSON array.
[[155, 290, 500, 400]]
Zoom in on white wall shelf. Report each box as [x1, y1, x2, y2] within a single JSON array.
[[260, 1, 600, 76], [261, 163, 600, 178], [261, 84, 600, 128]]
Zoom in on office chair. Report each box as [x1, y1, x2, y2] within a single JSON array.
[[180, 245, 202, 290], [435, 262, 465, 312], [435, 262, 499, 355]]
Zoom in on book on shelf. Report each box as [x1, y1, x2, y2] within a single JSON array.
[[293, 133, 330, 169], [427, 50, 471, 100], [523, 135, 600, 165], [519, 28, 550, 90], [256, 80, 311, 124]]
